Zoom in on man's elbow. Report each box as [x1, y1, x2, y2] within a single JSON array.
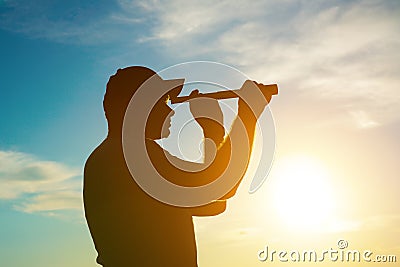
[[191, 200, 227, 217]]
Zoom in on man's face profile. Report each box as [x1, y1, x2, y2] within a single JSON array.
[[145, 87, 180, 140]]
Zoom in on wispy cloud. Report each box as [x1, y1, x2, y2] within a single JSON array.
[[0, 150, 82, 216], [131, 0, 400, 127], [321, 214, 400, 235], [2, 1, 399, 127], [350, 110, 379, 129], [360, 214, 400, 232], [0, 0, 144, 44]]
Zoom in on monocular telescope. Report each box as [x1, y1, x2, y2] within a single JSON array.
[[170, 83, 278, 104]]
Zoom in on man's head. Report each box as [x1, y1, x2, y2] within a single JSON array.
[[104, 66, 181, 139]]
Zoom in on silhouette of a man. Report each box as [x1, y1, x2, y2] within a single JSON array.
[[84, 66, 270, 266]]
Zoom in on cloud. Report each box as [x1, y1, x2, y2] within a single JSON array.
[[350, 110, 379, 129], [14, 191, 82, 213], [1, 1, 399, 127], [360, 214, 400, 232], [0, 150, 82, 216], [0, 0, 144, 45], [322, 214, 400, 236], [133, 0, 400, 127]]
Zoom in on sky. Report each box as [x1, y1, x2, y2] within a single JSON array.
[[0, 0, 399, 266]]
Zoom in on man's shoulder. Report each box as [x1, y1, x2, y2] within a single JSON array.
[[84, 139, 119, 178], [85, 141, 106, 169]]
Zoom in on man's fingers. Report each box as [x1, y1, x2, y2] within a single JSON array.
[[189, 89, 200, 97]]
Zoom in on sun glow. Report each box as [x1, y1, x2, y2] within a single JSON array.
[[271, 155, 336, 231]]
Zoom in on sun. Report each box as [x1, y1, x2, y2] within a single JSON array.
[[271, 155, 336, 231]]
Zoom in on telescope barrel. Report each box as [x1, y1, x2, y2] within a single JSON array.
[[170, 84, 278, 104]]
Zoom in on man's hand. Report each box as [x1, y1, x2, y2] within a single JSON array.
[[188, 89, 225, 145], [238, 80, 271, 120]]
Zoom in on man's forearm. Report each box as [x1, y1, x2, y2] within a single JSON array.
[[202, 120, 225, 146]]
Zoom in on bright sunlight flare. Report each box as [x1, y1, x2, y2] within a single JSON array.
[[271, 155, 337, 231]]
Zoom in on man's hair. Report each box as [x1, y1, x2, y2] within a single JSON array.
[[103, 66, 157, 131]]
